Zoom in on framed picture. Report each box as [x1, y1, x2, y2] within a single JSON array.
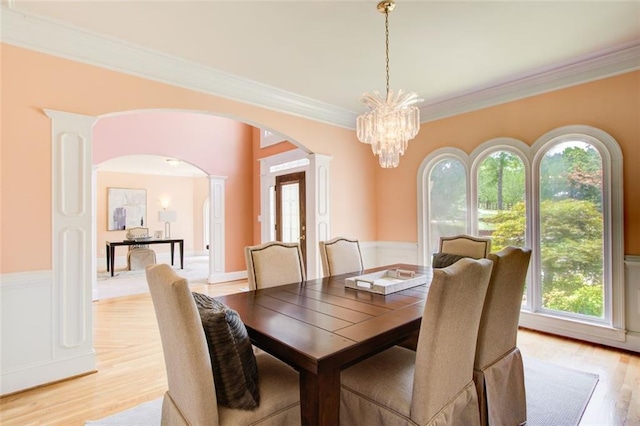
[[107, 188, 147, 231]]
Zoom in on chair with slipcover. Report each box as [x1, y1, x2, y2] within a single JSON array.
[[145, 263, 301, 425], [432, 234, 492, 268], [399, 234, 493, 350], [319, 236, 364, 277], [126, 227, 156, 270], [244, 241, 306, 290], [340, 257, 494, 426], [474, 246, 532, 426]]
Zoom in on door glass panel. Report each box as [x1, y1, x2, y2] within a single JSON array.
[[539, 142, 604, 318], [427, 158, 467, 259], [280, 182, 300, 243]]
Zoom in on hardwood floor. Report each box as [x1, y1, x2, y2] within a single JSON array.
[[1, 279, 638, 425]]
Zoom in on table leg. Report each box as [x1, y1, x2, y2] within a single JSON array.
[[110, 246, 115, 277], [299, 368, 340, 426], [170, 242, 175, 266], [106, 244, 110, 272], [179, 241, 184, 269]]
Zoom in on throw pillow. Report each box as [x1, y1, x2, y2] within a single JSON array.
[[192, 292, 260, 409], [432, 252, 468, 268]]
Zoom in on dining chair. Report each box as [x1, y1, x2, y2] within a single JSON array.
[[318, 236, 364, 276], [126, 227, 156, 270], [244, 241, 306, 290], [145, 263, 301, 425], [474, 246, 532, 426], [340, 257, 493, 426], [440, 234, 492, 258]]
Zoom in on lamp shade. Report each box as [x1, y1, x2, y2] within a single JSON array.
[[158, 210, 177, 222]]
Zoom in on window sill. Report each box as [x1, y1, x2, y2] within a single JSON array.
[[519, 311, 630, 349]]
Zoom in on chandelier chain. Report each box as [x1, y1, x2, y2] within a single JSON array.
[[384, 7, 390, 98]]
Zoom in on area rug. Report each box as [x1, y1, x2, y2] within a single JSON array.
[[85, 357, 598, 425]]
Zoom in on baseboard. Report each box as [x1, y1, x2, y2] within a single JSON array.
[[1, 351, 96, 396], [208, 270, 247, 284]]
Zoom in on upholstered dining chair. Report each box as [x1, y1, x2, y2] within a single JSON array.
[[126, 227, 156, 270], [244, 241, 306, 290], [340, 258, 494, 426], [474, 246, 532, 426], [440, 234, 492, 258], [400, 234, 493, 350], [145, 263, 301, 425], [318, 236, 364, 277]]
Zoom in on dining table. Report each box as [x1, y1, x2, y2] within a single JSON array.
[[216, 263, 433, 426]]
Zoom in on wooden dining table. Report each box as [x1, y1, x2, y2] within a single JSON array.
[[216, 263, 433, 426]]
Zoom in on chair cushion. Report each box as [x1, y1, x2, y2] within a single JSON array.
[[192, 292, 260, 409], [432, 252, 467, 268]]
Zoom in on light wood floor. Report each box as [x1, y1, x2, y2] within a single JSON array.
[[1, 280, 638, 425]]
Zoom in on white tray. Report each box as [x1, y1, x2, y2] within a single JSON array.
[[345, 269, 427, 295]]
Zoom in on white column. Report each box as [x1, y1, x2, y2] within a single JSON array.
[[92, 165, 99, 301], [208, 175, 227, 283], [49, 109, 97, 382], [306, 154, 332, 279]]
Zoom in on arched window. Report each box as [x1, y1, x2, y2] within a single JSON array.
[[418, 149, 468, 262], [418, 126, 624, 333]]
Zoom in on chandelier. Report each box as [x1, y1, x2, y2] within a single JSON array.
[[356, 0, 422, 168]]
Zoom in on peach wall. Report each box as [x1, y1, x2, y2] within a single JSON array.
[[1, 44, 376, 274], [376, 71, 640, 255], [96, 171, 208, 263]]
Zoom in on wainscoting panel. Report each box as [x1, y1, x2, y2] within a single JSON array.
[[0, 271, 96, 395], [625, 256, 640, 334]]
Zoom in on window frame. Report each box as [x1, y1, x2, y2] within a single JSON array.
[[417, 126, 624, 333]]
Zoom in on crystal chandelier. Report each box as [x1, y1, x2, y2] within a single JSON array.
[[356, 0, 422, 168]]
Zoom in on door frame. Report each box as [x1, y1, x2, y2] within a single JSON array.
[[259, 149, 332, 279], [275, 171, 307, 263]]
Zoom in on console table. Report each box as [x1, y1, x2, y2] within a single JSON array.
[[105, 239, 184, 276]]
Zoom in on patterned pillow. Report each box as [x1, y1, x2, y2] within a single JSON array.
[[432, 252, 468, 268], [192, 292, 260, 409]]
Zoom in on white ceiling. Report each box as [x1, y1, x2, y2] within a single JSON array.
[[4, 0, 639, 128]]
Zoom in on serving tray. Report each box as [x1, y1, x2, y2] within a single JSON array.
[[345, 269, 428, 295]]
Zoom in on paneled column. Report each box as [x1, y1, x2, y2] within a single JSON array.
[[208, 176, 227, 283], [307, 154, 332, 279], [48, 109, 97, 382]]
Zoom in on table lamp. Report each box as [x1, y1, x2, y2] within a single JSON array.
[[158, 210, 177, 239]]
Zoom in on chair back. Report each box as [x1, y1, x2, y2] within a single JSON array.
[[126, 227, 149, 239], [439, 234, 491, 258], [126, 227, 151, 249], [319, 236, 364, 276], [244, 241, 306, 290], [145, 264, 218, 425], [411, 257, 493, 424], [475, 246, 531, 370]]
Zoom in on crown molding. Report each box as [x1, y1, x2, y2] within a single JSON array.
[[2, 7, 638, 129], [0, 8, 357, 129], [420, 42, 640, 123]]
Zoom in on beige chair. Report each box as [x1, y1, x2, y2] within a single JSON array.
[[126, 227, 156, 270], [244, 241, 306, 290], [145, 263, 301, 425], [474, 246, 532, 426], [401, 234, 493, 350], [440, 234, 492, 258], [340, 258, 493, 426], [319, 236, 364, 277]]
